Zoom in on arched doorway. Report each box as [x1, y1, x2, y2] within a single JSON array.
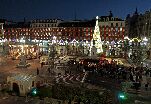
[[13, 83, 20, 96]]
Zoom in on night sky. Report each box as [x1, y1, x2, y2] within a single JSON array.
[[0, 0, 151, 21]]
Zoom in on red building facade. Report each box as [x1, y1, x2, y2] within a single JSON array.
[[3, 19, 125, 42], [99, 26, 125, 42], [4, 27, 94, 42]]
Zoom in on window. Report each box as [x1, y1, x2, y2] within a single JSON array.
[[106, 37, 108, 41], [115, 28, 118, 32], [116, 23, 118, 27], [102, 37, 104, 40], [111, 23, 113, 27], [111, 17, 114, 21]]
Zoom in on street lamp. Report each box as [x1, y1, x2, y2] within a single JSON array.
[[142, 37, 148, 47], [143, 37, 148, 42], [118, 92, 127, 103], [124, 36, 130, 40]]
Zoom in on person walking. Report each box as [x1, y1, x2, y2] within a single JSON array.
[[145, 82, 149, 91], [41, 62, 44, 68], [37, 68, 39, 75], [47, 67, 50, 73]]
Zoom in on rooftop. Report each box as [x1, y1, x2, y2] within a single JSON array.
[[58, 20, 95, 27]]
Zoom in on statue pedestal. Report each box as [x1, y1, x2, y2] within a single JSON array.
[[90, 46, 97, 59], [16, 53, 30, 68], [16, 62, 30, 68]]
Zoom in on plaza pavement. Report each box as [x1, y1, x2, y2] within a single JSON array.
[[3, 56, 151, 103], [0, 57, 42, 84], [0, 57, 40, 73]]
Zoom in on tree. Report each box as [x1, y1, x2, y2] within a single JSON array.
[[48, 44, 57, 69], [123, 39, 130, 58], [38, 86, 52, 98]]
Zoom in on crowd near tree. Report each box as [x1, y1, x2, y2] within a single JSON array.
[[81, 58, 150, 92]]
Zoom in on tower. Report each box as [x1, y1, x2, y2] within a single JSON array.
[[91, 16, 103, 54]]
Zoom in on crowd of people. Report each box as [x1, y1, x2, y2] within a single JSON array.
[[81, 58, 151, 91]]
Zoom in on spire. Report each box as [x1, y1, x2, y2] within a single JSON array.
[[134, 7, 138, 15], [136, 7, 138, 13], [109, 10, 113, 17]]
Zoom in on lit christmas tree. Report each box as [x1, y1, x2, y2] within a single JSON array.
[[91, 16, 103, 54]]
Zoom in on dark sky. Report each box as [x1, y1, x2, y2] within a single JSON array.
[[0, 0, 151, 21]]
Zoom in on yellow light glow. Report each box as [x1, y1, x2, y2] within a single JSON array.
[[131, 38, 141, 42]]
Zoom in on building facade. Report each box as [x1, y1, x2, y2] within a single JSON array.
[[30, 19, 63, 28], [4, 20, 95, 42], [98, 11, 125, 42], [3, 19, 95, 56], [58, 20, 95, 41], [142, 10, 151, 38], [3, 15, 125, 43], [125, 8, 141, 38], [125, 9, 151, 39], [0, 23, 4, 39], [3, 16, 125, 57]]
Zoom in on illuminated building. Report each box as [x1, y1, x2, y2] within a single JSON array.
[[0, 23, 4, 39], [98, 11, 125, 42], [125, 9, 151, 59], [0, 22, 4, 65], [3, 20, 95, 56], [125, 8, 140, 38], [30, 19, 63, 28], [58, 20, 95, 56], [3, 15, 124, 43], [58, 20, 95, 41], [4, 20, 95, 42], [125, 8, 151, 39], [3, 15, 125, 57], [4, 22, 31, 41]]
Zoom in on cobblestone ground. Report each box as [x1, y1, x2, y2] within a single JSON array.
[[0, 57, 63, 104], [0, 57, 42, 82], [0, 94, 44, 104]]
